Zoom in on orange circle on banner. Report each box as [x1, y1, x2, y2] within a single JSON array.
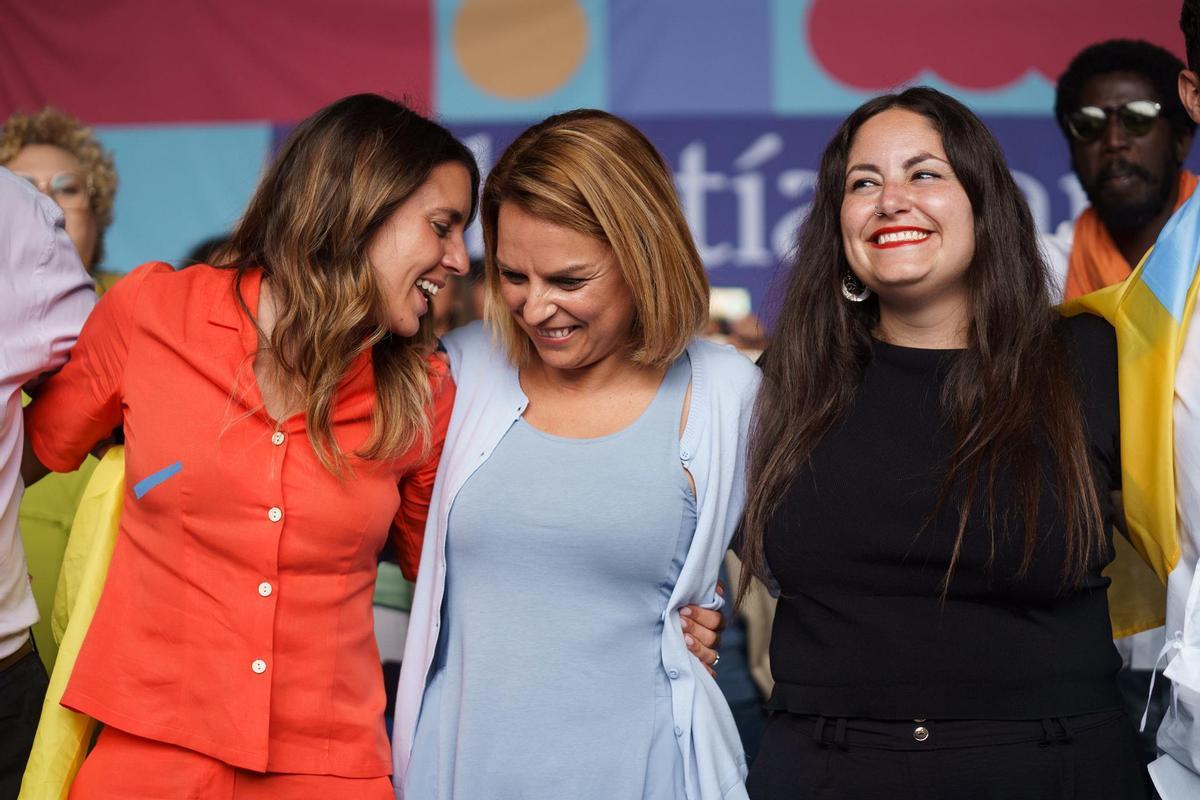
[[453, 0, 588, 100]]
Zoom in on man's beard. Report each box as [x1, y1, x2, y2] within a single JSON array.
[[1085, 156, 1178, 235]]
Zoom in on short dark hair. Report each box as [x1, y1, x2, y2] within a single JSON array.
[[1184, 0, 1200, 72], [1054, 39, 1194, 140]]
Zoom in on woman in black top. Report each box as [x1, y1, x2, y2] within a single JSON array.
[[741, 88, 1149, 799]]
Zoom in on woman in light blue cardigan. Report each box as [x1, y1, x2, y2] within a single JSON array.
[[393, 110, 759, 800]]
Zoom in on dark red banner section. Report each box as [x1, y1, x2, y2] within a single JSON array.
[[0, 0, 432, 124], [809, 0, 1186, 91]]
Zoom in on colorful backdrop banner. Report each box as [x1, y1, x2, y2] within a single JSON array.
[[0, 0, 1190, 314]]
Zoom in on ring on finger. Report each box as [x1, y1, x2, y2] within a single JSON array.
[[711, 654, 720, 668]]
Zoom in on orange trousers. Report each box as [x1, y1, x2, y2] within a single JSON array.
[[69, 726, 393, 799]]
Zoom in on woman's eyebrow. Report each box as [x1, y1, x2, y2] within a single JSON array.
[[431, 207, 465, 223], [847, 153, 950, 176], [903, 152, 949, 169], [846, 162, 881, 176]]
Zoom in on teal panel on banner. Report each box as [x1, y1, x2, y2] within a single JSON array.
[[435, 0, 607, 121], [94, 124, 272, 272], [771, 0, 1054, 115]]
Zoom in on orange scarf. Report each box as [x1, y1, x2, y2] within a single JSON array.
[[1064, 169, 1198, 302]]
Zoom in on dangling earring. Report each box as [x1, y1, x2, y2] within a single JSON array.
[[841, 271, 872, 302]]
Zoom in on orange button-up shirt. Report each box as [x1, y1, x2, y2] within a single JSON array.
[[26, 262, 452, 777]]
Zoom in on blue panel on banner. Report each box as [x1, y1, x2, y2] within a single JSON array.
[[94, 123, 271, 272], [770, 0, 1053, 115], [608, 0, 771, 115], [435, 0, 607, 121]]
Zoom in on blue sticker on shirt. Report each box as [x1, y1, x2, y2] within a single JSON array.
[[133, 461, 182, 499]]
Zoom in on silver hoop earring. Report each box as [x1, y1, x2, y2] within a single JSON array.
[[873, 206, 886, 217], [841, 271, 872, 302]]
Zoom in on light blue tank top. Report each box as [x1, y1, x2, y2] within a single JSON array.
[[406, 353, 696, 799]]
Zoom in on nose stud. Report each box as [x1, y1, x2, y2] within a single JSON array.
[[873, 205, 886, 217]]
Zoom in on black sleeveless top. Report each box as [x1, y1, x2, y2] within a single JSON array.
[[762, 313, 1123, 720]]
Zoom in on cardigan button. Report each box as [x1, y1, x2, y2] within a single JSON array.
[[271, 431, 285, 446], [267, 507, 283, 523], [258, 581, 273, 597], [912, 726, 929, 742], [251, 659, 267, 674]]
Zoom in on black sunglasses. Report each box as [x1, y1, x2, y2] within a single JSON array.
[[1065, 100, 1163, 143]]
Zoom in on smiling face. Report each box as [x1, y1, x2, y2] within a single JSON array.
[[494, 202, 637, 372], [840, 108, 975, 316], [1071, 71, 1185, 234], [366, 161, 472, 337], [6, 143, 99, 269]]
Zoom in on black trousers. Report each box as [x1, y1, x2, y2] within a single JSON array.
[[0, 649, 48, 800], [748, 710, 1152, 800]]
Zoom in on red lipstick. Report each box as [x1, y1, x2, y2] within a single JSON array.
[[869, 226, 933, 249]]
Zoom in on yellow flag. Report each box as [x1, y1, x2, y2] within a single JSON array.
[[19, 448, 124, 800]]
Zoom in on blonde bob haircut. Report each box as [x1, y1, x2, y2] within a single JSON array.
[[481, 109, 708, 368]]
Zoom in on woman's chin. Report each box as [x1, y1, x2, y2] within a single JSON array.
[[388, 316, 421, 338]]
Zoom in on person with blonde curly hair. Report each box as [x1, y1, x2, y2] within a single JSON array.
[[1, 107, 117, 277]]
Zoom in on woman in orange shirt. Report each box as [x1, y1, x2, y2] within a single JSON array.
[[21, 94, 478, 799]]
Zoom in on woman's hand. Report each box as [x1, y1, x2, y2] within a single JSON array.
[[681, 587, 726, 677]]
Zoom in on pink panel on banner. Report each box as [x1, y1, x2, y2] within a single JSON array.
[[808, 0, 1186, 91], [0, 0, 432, 124]]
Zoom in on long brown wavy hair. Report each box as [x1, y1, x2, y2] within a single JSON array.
[[224, 94, 479, 474], [739, 88, 1104, 600]]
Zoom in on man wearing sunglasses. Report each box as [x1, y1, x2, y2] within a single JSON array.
[[1054, 39, 1195, 303], [1053, 41, 1193, 771]]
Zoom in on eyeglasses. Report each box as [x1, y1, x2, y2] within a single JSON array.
[[1065, 100, 1163, 143], [12, 170, 94, 210]]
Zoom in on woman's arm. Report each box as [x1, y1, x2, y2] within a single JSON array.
[[25, 262, 164, 476], [390, 361, 456, 580]]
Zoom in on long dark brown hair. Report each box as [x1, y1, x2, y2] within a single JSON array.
[[739, 87, 1104, 600], [224, 93, 480, 474]]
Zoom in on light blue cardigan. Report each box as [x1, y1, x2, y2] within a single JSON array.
[[393, 322, 759, 799]]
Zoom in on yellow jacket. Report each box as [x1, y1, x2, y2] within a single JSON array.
[[19, 448, 124, 800]]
